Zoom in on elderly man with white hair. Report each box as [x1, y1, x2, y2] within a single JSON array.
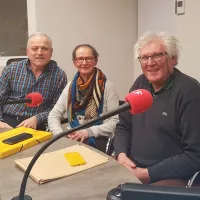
[[114, 31, 200, 186]]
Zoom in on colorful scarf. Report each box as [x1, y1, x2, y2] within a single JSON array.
[[67, 67, 107, 147]]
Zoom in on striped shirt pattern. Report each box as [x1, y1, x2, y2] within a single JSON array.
[[0, 59, 67, 124]]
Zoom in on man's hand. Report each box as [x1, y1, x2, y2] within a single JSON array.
[[0, 121, 13, 129], [117, 153, 150, 183], [68, 130, 89, 143], [17, 116, 38, 129], [133, 167, 150, 184], [117, 153, 136, 171]]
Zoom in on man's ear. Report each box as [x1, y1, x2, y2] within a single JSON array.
[[172, 56, 178, 66]]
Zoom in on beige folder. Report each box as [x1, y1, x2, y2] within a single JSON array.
[[15, 144, 109, 184]]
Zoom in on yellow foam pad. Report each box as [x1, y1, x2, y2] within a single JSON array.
[[0, 127, 52, 158]]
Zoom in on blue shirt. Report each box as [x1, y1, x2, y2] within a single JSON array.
[[0, 59, 67, 124]]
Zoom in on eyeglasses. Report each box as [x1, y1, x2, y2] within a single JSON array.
[[75, 56, 95, 63], [138, 52, 168, 64]]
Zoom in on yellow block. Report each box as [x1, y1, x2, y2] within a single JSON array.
[[0, 127, 52, 159]]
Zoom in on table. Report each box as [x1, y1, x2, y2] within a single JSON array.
[[0, 132, 140, 200]]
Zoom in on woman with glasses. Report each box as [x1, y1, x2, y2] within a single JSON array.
[[48, 44, 119, 148]]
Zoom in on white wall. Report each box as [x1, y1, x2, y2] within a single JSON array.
[[34, 0, 137, 99], [174, 0, 200, 81], [135, 0, 175, 80], [136, 0, 200, 82], [138, 0, 175, 36]]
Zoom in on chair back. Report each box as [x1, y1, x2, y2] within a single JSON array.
[[187, 172, 200, 188], [105, 100, 125, 156], [6, 58, 27, 65]]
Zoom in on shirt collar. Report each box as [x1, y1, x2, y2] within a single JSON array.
[[149, 73, 174, 95], [25, 59, 53, 73]]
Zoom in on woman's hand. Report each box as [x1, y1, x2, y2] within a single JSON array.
[[68, 130, 89, 142]]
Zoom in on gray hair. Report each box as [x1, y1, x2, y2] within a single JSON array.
[[27, 32, 52, 48], [134, 31, 180, 60]]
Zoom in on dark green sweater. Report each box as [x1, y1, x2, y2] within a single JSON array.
[[114, 68, 200, 183]]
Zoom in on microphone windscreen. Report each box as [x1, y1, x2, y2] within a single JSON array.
[[125, 89, 153, 114], [25, 92, 44, 107]]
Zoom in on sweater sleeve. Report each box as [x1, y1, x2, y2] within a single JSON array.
[[87, 80, 119, 138], [48, 82, 71, 135], [148, 98, 200, 182]]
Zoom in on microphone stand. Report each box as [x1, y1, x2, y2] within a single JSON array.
[[12, 102, 130, 200]]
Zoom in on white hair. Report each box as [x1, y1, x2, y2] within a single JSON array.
[[134, 31, 180, 60], [27, 32, 52, 48]]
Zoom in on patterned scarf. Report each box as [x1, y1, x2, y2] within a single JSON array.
[[67, 67, 107, 146]]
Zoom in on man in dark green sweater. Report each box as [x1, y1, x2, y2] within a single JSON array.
[[114, 31, 200, 186]]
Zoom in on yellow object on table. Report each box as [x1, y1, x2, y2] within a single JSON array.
[[64, 152, 87, 167], [0, 127, 52, 158]]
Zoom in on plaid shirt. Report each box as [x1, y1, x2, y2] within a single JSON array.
[[0, 59, 67, 124]]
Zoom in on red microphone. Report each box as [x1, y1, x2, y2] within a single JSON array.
[[0, 92, 43, 108], [125, 89, 153, 114], [25, 92, 43, 107]]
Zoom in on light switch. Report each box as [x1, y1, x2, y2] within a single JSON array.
[[176, 0, 185, 15]]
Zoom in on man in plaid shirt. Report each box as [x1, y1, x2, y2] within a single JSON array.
[[0, 33, 67, 130]]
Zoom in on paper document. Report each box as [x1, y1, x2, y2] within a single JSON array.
[[15, 144, 109, 184]]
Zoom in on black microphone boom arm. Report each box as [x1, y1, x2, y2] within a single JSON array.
[[12, 102, 130, 200], [0, 98, 31, 106]]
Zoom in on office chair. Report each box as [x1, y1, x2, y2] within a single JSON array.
[[105, 100, 125, 156], [187, 171, 200, 188], [93, 100, 125, 155], [6, 57, 27, 65]]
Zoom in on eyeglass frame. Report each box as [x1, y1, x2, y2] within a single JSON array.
[[74, 56, 95, 64], [138, 52, 168, 64]]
